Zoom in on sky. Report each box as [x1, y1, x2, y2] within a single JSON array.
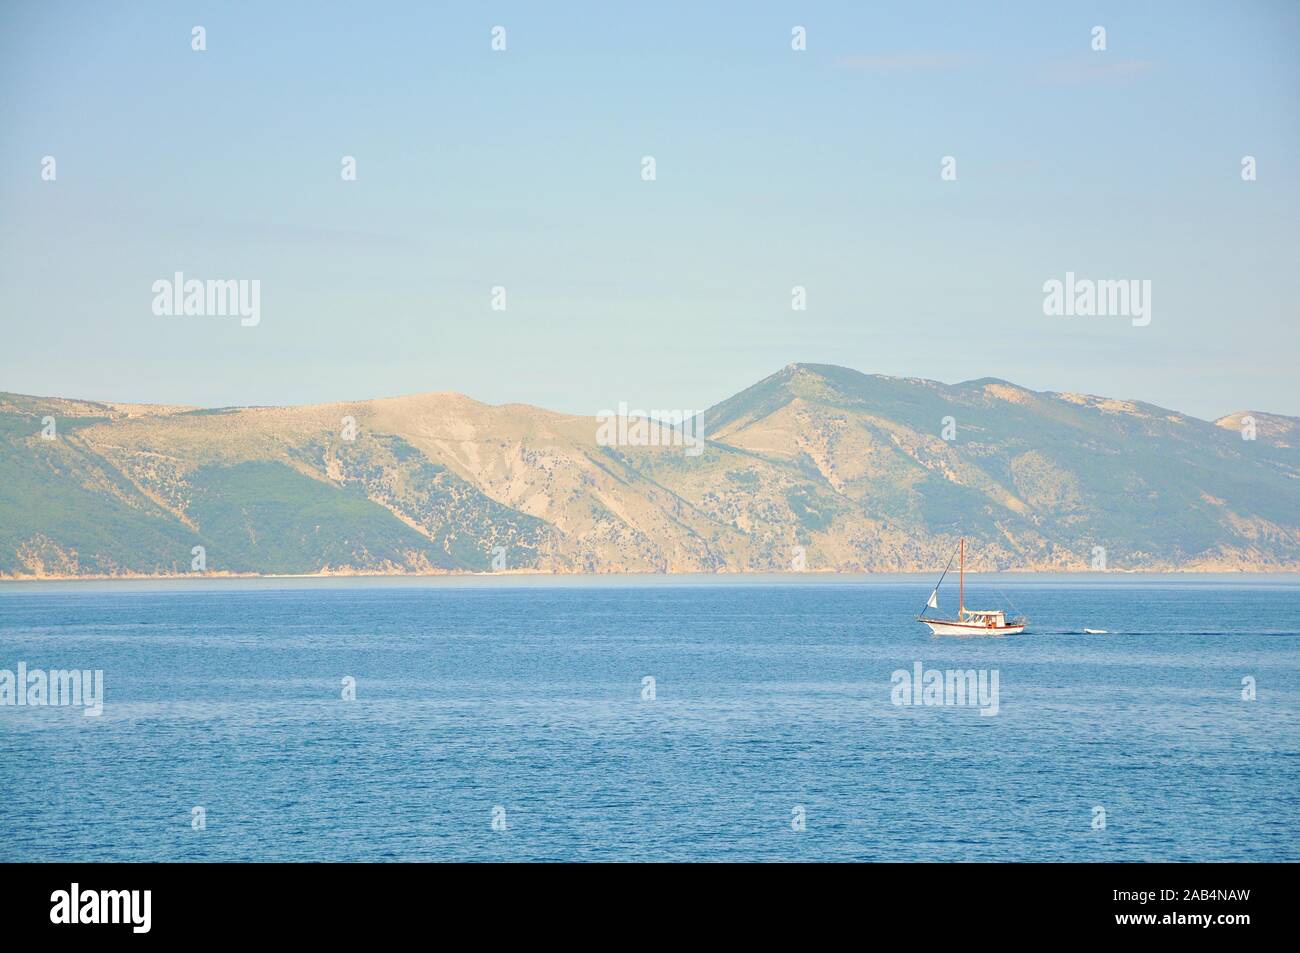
[[1, 1, 1297, 421]]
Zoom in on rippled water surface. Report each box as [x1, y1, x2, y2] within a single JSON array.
[[1, 580, 1297, 861]]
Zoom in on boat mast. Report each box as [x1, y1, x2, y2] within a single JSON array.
[[959, 537, 965, 616], [918, 541, 958, 619]]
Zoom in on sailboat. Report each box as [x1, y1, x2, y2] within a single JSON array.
[[917, 538, 1027, 636]]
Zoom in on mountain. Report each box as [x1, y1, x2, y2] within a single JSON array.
[[2, 365, 1296, 577]]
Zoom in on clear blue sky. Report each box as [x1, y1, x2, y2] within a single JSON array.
[[2, 1, 1297, 420]]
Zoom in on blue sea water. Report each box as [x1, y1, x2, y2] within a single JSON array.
[[1, 579, 1297, 862]]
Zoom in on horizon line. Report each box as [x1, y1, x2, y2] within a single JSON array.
[[2, 362, 1294, 425]]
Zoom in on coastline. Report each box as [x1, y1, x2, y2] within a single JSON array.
[[2, 569, 1297, 593]]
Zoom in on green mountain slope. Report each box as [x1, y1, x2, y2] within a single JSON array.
[[0, 365, 1295, 577]]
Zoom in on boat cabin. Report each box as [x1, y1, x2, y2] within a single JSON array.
[[961, 609, 1007, 628]]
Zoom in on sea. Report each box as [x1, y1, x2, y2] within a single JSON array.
[[1, 576, 1297, 862]]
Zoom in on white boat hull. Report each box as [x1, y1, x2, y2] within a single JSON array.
[[922, 619, 1025, 636]]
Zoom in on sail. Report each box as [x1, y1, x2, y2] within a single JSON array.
[[926, 589, 938, 609]]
